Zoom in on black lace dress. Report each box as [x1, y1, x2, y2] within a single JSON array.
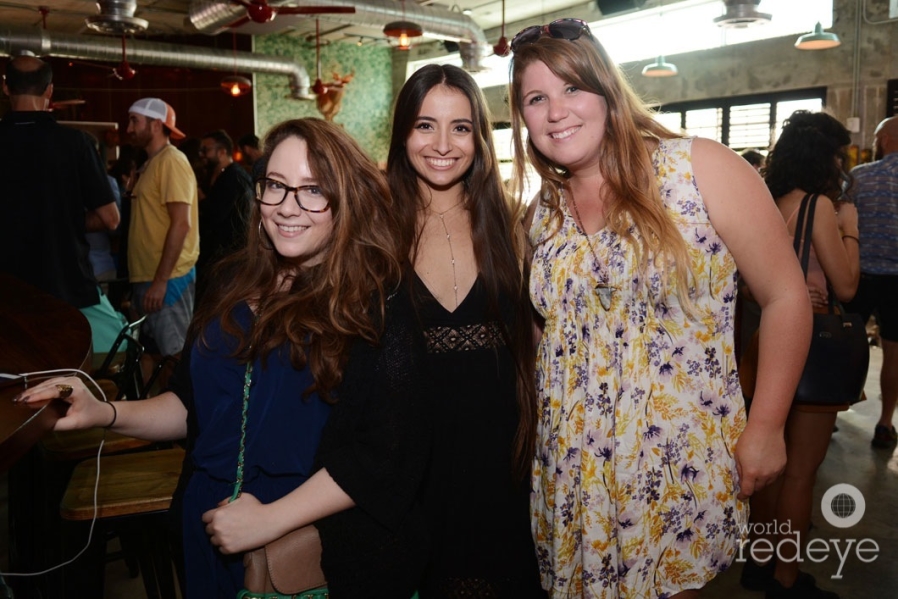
[[414, 275, 545, 599]]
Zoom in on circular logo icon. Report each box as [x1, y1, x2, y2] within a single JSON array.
[[821, 483, 865, 528]]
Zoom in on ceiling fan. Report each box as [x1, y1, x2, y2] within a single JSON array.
[[226, 0, 356, 29]]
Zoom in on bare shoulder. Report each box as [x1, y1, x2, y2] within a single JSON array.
[[690, 136, 771, 214]]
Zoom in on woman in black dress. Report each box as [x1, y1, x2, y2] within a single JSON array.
[[387, 64, 544, 598]]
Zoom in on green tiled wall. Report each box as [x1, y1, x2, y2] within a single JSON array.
[[255, 35, 394, 164]]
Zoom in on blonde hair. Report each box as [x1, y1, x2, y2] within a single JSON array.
[[509, 35, 695, 310]]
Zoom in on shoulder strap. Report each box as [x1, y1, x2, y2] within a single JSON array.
[[792, 193, 818, 280]]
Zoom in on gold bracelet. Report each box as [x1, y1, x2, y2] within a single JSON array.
[[842, 235, 860, 244]]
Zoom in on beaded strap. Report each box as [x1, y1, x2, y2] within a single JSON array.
[[230, 360, 254, 502]]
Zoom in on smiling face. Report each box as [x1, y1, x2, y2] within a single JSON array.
[[406, 85, 475, 197], [519, 60, 608, 176], [259, 136, 333, 265]]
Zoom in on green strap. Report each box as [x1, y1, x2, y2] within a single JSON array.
[[230, 360, 254, 502]]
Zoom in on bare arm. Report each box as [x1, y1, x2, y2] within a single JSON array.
[[142, 202, 192, 313], [811, 197, 860, 302], [85, 202, 121, 232], [692, 137, 813, 498], [202, 468, 355, 554], [17, 376, 187, 441], [155, 202, 192, 284]]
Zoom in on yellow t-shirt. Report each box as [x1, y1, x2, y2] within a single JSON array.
[[128, 144, 199, 282]]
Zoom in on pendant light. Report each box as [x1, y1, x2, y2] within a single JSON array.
[[383, 0, 422, 51], [643, 0, 678, 77], [795, 22, 841, 50], [220, 32, 252, 97], [642, 56, 678, 77], [493, 0, 510, 57]]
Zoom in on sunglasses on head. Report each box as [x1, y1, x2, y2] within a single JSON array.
[[510, 18, 592, 53]]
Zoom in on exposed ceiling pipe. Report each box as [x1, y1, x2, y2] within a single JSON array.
[[0, 26, 314, 99], [188, 0, 489, 71]]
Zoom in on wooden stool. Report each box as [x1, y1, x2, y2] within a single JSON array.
[[60, 447, 185, 599], [33, 398, 153, 596]]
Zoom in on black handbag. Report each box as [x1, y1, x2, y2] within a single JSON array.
[[792, 193, 869, 406]]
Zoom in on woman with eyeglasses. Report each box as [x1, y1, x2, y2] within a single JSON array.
[[387, 64, 545, 597], [18, 118, 430, 599], [507, 20, 812, 598]]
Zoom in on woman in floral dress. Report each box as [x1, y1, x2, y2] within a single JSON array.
[[507, 19, 813, 598]]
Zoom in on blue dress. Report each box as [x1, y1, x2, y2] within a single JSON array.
[[175, 303, 332, 598]]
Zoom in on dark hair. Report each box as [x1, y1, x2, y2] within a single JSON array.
[[5, 56, 52, 96], [202, 129, 234, 155], [764, 110, 852, 199], [740, 149, 764, 168], [387, 64, 536, 479], [237, 133, 260, 149], [192, 118, 403, 403]]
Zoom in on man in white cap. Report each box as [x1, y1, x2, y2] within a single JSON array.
[[126, 97, 198, 383]]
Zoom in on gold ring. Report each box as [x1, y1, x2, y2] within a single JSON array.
[[55, 384, 74, 399]]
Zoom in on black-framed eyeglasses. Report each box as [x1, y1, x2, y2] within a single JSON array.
[[254, 177, 330, 213], [510, 18, 592, 53]]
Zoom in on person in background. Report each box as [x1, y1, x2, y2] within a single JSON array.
[[238, 132, 264, 177], [84, 133, 123, 283], [508, 19, 811, 598], [741, 110, 858, 599], [126, 97, 199, 384], [0, 54, 124, 354], [387, 63, 544, 598], [741, 148, 765, 172], [19, 118, 430, 599], [195, 129, 254, 305], [845, 116, 898, 449]]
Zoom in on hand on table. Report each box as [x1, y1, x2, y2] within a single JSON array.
[[13, 375, 116, 430]]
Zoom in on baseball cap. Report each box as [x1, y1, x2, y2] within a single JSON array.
[[128, 97, 186, 140]]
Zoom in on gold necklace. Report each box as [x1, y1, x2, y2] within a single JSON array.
[[429, 201, 464, 309], [567, 191, 615, 311]]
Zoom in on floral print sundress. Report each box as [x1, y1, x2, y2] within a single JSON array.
[[529, 138, 748, 598]]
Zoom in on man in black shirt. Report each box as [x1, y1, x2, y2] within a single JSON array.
[[0, 54, 124, 353], [196, 129, 253, 303]]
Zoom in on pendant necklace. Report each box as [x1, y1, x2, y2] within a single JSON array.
[[429, 200, 464, 310], [567, 191, 615, 311]]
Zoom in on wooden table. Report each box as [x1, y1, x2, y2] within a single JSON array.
[[0, 272, 92, 471], [60, 446, 185, 520]]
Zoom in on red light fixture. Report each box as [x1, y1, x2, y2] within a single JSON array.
[[384, 20, 423, 50], [221, 31, 252, 97], [221, 75, 252, 97], [383, 0, 422, 50], [493, 0, 509, 57]]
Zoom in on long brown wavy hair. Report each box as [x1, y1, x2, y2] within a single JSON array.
[[509, 34, 695, 309], [387, 64, 536, 480], [191, 118, 403, 403]]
